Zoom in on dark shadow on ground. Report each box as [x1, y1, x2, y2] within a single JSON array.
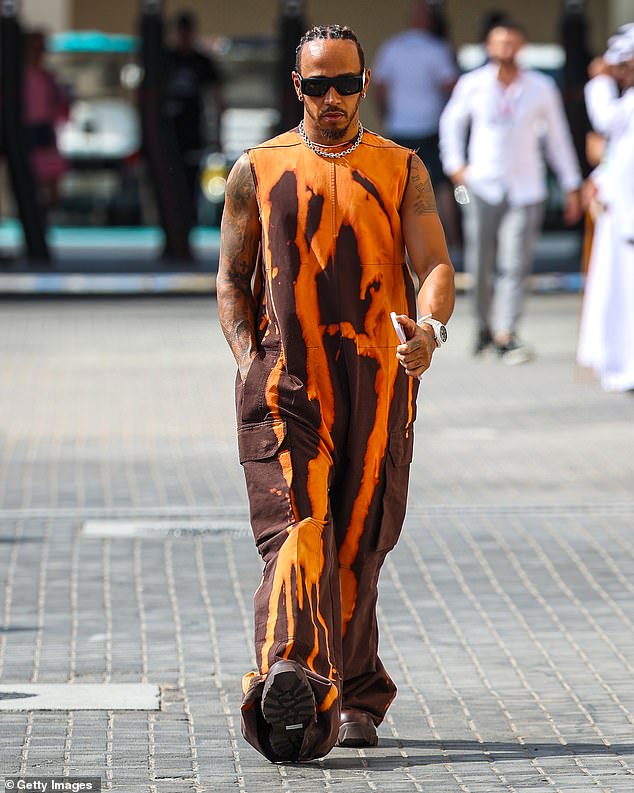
[[318, 739, 634, 770]]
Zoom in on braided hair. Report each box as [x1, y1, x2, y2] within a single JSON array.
[[295, 25, 365, 72]]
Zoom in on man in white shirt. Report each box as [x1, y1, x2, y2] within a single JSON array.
[[373, 0, 459, 244], [439, 19, 582, 362]]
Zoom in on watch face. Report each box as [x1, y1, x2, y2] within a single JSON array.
[[439, 325, 448, 343]]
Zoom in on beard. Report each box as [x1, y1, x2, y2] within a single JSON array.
[[304, 97, 362, 141], [320, 124, 351, 141]]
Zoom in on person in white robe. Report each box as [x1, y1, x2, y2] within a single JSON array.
[[577, 31, 634, 392]]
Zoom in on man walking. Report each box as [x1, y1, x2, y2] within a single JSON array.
[[439, 19, 582, 362], [217, 24, 454, 762]]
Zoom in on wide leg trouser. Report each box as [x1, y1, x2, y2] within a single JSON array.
[[236, 346, 414, 761]]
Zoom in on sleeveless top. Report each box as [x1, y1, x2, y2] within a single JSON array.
[[246, 127, 418, 439]]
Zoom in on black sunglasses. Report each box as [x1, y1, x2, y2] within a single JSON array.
[[298, 73, 365, 97]]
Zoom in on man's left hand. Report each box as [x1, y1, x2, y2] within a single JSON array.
[[564, 189, 583, 225], [394, 315, 436, 379]]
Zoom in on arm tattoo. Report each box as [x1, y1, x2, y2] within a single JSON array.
[[409, 158, 437, 215], [217, 155, 261, 371], [226, 154, 258, 209]]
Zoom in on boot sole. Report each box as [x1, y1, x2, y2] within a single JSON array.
[[261, 661, 316, 760]]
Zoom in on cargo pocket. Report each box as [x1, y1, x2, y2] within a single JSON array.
[[238, 418, 287, 463], [238, 350, 280, 425], [376, 429, 414, 552], [387, 429, 414, 468], [237, 418, 294, 558]]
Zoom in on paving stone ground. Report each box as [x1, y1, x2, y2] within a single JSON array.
[[1, 293, 633, 792]]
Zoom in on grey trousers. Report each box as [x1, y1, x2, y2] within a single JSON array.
[[463, 190, 545, 336]]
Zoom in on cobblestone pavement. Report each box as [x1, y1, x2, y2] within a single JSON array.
[[1, 293, 633, 793]]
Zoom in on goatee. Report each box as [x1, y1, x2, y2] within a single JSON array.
[[318, 125, 349, 141]]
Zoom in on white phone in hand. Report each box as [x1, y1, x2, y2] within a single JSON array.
[[390, 311, 407, 344]]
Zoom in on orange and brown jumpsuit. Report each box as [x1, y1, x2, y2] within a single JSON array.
[[237, 128, 419, 761]]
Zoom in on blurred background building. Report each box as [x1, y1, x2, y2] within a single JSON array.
[[20, 0, 631, 67], [20, 1, 632, 66], [1, 0, 632, 287]]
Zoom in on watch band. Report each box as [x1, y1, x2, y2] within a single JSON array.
[[417, 314, 447, 346]]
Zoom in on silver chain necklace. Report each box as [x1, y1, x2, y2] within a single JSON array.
[[298, 120, 364, 159]]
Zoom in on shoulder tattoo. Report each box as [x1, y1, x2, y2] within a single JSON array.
[[226, 154, 256, 208]]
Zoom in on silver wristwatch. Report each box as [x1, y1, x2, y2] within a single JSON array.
[[417, 315, 448, 346]]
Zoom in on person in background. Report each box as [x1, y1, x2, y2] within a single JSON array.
[[163, 10, 224, 223], [372, 0, 459, 249], [23, 29, 69, 215], [577, 26, 634, 392], [439, 18, 582, 363]]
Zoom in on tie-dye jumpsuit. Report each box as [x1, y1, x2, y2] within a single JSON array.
[[237, 128, 419, 761]]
